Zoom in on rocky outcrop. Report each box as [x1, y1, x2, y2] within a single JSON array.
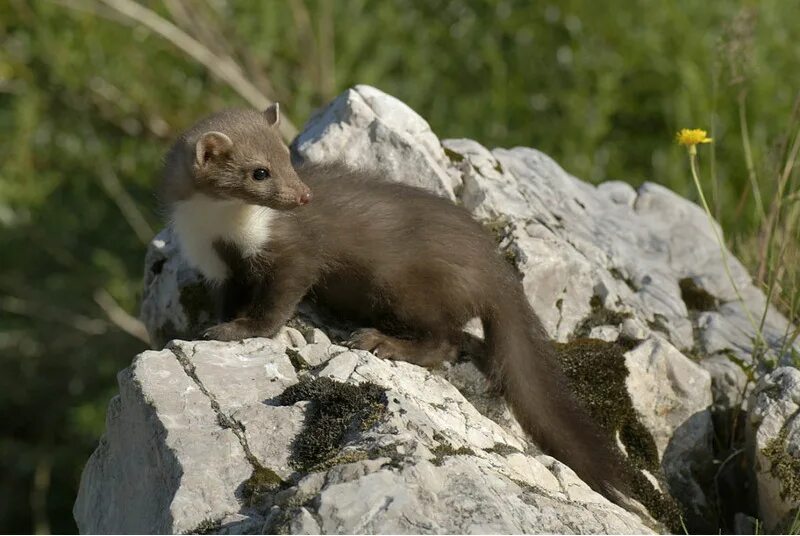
[[74, 336, 653, 534], [77, 85, 799, 533]]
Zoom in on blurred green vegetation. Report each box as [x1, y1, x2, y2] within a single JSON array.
[[1, 0, 798, 532]]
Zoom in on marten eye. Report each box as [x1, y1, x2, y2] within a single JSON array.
[[252, 168, 270, 181]]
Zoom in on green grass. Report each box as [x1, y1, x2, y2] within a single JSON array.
[[684, 80, 800, 372]]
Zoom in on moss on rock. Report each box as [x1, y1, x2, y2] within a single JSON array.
[[443, 147, 465, 163], [609, 267, 637, 292], [556, 338, 658, 468], [480, 216, 521, 269], [485, 443, 523, 456], [679, 277, 718, 312], [285, 347, 308, 371], [555, 337, 682, 531], [307, 449, 371, 472], [482, 216, 511, 241], [430, 443, 475, 466], [241, 464, 285, 506], [188, 517, 222, 535], [647, 313, 671, 336], [277, 377, 387, 472], [762, 429, 800, 503], [573, 295, 632, 339]]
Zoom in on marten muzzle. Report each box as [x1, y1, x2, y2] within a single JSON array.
[[297, 187, 312, 205]]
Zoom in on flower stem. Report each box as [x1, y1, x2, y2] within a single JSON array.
[[688, 152, 766, 353]]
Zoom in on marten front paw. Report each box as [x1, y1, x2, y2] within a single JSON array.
[[347, 328, 401, 359], [202, 319, 260, 341]]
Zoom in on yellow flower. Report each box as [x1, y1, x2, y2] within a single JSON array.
[[676, 128, 713, 147]]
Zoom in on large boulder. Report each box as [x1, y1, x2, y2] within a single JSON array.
[[293, 85, 461, 200], [77, 85, 798, 533]]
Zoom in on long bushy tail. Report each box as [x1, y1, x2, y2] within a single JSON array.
[[482, 287, 628, 500]]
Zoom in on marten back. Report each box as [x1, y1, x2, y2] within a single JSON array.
[[282, 163, 628, 499], [288, 164, 506, 321]]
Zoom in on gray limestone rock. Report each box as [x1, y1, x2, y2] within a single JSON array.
[[292, 84, 461, 200], [624, 336, 715, 517], [141, 228, 214, 347], [747, 367, 800, 532], [73, 346, 255, 534], [75, 340, 653, 534]]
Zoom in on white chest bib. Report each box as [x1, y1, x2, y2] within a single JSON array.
[[171, 194, 275, 283]]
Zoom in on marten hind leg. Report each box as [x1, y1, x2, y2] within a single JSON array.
[[347, 328, 459, 367]]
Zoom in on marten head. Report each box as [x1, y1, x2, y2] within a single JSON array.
[[164, 105, 311, 210]]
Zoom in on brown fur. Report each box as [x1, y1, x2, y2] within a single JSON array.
[[162, 108, 629, 501]]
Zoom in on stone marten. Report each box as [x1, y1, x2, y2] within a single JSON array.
[[161, 105, 628, 501]]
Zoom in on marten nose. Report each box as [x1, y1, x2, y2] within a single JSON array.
[[298, 190, 312, 205]]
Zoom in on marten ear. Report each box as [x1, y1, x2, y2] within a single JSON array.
[[195, 131, 233, 166], [264, 103, 280, 127]]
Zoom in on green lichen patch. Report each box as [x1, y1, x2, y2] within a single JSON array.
[[682, 312, 707, 362], [430, 442, 475, 466], [572, 295, 632, 340], [762, 429, 800, 503], [485, 443, 522, 456], [679, 277, 718, 312], [241, 464, 285, 506], [179, 282, 215, 330], [609, 267, 638, 292], [481, 216, 520, 269], [284, 347, 308, 371], [500, 247, 522, 269], [555, 338, 682, 531], [307, 449, 370, 473], [365, 444, 408, 470], [482, 216, 512, 242], [443, 146, 465, 163], [511, 478, 539, 494], [647, 313, 671, 336], [277, 377, 387, 472], [188, 517, 222, 534]]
